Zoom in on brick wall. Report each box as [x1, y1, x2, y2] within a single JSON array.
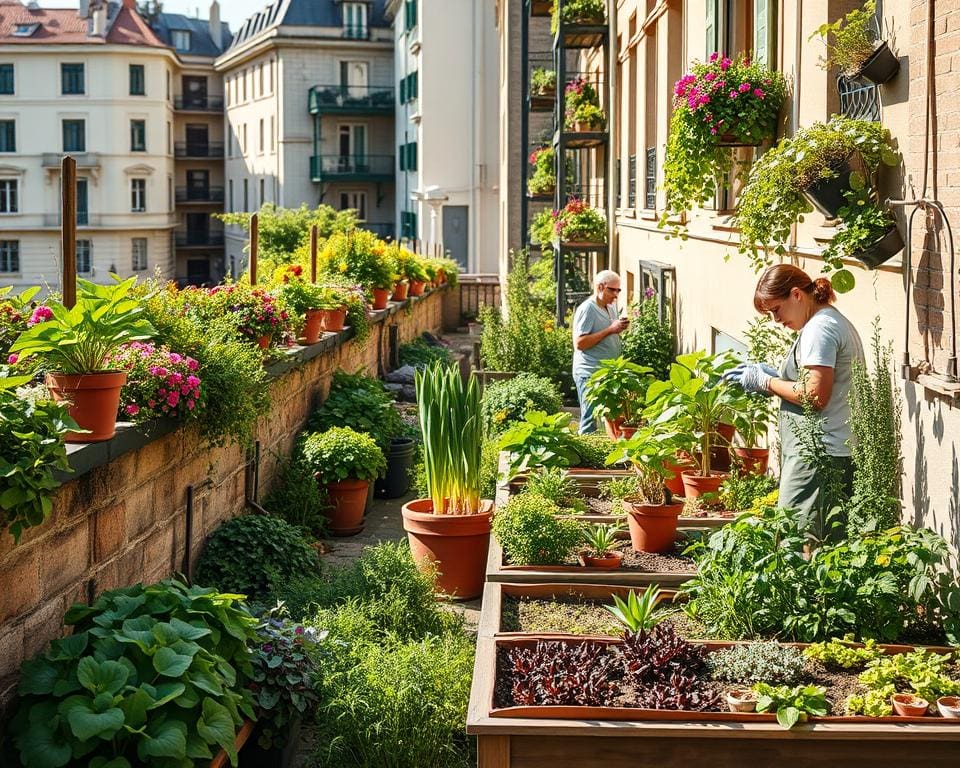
[[0, 291, 444, 715]]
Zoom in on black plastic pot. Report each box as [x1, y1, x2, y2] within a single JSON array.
[[239, 717, 301, 768], [375, 437, 416, 499], [856, 225, 904, 269], [801, 157, 855, 219], [856, 41, 900, 85]]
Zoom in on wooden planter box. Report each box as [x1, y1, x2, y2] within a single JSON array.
[[467, 626, 960, 768]]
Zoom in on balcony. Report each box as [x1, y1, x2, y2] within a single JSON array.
[[175, 230, 225, 248], [308, 84, 395, 115], [174, 95, 224, 112], [175, 186, 225, 204], [342, 25, 370, 40], [41, 153, 100, 169], [174, 142, 224, 159], [310, 154, 395, 183]]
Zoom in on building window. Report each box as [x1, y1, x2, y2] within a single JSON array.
[[400, 211, 417, 239], [132, 238, 148, 271], [270, 115, 275, 152], [259, 178, 265, 206], [0, 64, 13, 95], [404, 142, 418, 171], [227, 128, 232, 157], [131, 178, 146, 212], [0, 179, 17, 213], [405, 0, 418, 32], [0, 120, 14, 152], [130, 119, 146, 152], [242, 70, 247, 101], [61, 63, 85, 95], [0, 240, 19, 273], [339, 191, 367, 220], [258, 64, 264, 96], [343, 2, 368, 39], [63, 119, 85, 152], [167, 121, 171, 154], [129, 64, 145, 96], [268, 59, 274, 93], [76, 240, 91, 274], [172, 30, 191, 52], [229, 179, 234, 212], [400, 71, 419, 104], [259, 118, 264, 154], [243, 178, 249, 211], [242, 123, 247, 154]]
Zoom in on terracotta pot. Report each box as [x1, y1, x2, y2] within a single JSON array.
[[726, 690, 758, 713], [303, 308, 323, 344], [715, 422, 736, 445], [371, 288, 390, 310], [619, 424, 639, 439], [577, 550, 623, 569], [401, 498, 493, 600], [892, 693, 929, 718], [623, 500, 683, 553], [572, 120, 602, 133], [937, 696, 960, 718], [392, 281, 409, 301], [603, 417, 624, 440], [320, 306, 347, 333], [681, 471, 728, 500], [409, 280, 426, 297], [47, 371, 128, 443], [708, 446, 732, 473], [664, 457, 696, 498], [322, 477, 370, 536], [437, 269, 447, 285], [733, 447, 770, 475], [256, 335, 271, 350]]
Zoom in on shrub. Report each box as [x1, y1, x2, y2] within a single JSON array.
[[300, 427, 387, 485], [620, 293, 674, 379], [522, 467, 581, 509], [307, 369, 406, 452], [318, 230, 395, 292], [492, 492, 581, 565], [708, 642, 807, 685], [719, 470, 778, 512], [572, 433, 617, 469], [262, 451, 330, 538], [196, 514, 321, 600], [399, 337, 453, 368], [481, 373, 564, 434]]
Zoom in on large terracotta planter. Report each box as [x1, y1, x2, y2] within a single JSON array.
[[664, 457, 696, 498], [392, 281, 409, 301], [256, 334, 271, 350], [371, 288, 390, 310], [401, 498, 494, 600], [322, 477, 370, 536], [623, 500, 684, 553], [681, 471, 728, 500], [715, 422, 736, 445], [733, 447, 770, 475], [46, 370, 127, 442], [409, 280, 426, 297], [320, 306, 346, 332], [303, 308, 323, 344]]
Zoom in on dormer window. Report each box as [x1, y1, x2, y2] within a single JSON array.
[[172, 30, 191, 52], [12, 23, 39, 37], [343, 2, 368, 39]]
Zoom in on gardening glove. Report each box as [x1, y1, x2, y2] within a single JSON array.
[[728, 362, 777, 395]]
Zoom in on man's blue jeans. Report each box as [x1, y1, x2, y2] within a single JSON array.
[[574, 371, 597, 435]]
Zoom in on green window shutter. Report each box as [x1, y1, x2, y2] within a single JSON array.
[[409, 142, 417, 171], [399, 76, 406, 103], [754, 0, 775, 68], [399, 144, 406, 171], [705, 0, 718, 56], [411, 71, 418, 100]]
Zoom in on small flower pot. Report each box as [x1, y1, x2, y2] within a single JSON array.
[[409, 280, 426, 297], [303, 308, 323, 344], [623, 500, 684, 553], [437, 269, 447, 285], [572, 120, 603, 133], [46, 370, 128, 443], [801, 156, 856, 219], [681, 471, 728, 500], [856, 225, 904, 270], [321, 477, 370, 536], [936, 696, 960, 718], [855, 41, 900, 85], [578, 550, 623, 569], [726, 689, 758, 713], [664, 456, 696, 498], [371, 288, 390, 310], [392, 281, 409, 301], [892, 693, 929, 718], [256, 334, 271, 350], [320, 306, 347, 333], [733, 447, 770, 475]]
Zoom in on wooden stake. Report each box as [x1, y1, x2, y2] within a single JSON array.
[[61, 156, 77, 308], [310, 224, 318, 283], [249, 212, 259, 285]]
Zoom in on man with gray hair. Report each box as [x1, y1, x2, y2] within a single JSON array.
[[572, 269, 628, 434]]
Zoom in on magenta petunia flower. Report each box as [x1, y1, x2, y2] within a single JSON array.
[[7, 353, 18, 365], [125, 404, 140, 416], [28, 306, 53, 325], [738, 82, 751, 93], [754, 88, 765, 98]]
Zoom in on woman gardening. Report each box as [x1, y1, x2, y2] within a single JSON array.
[[724, 265, 864, 540]]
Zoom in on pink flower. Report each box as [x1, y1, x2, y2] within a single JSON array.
[[187, 399, 195, 410], [753, 88, 765, 98], [709, 52, 720, 62], [187, 375, 200, 388], [729, 90, 738, 99], [187, 359, 199, 371], [166, 392, 180, 407], [125, 404, 140, 416], [644, 287, 655, 299], [168, 352, 183, 364], [738, 82, 751, 93], [148, 399, 156, 408], [705, 72, 716, 81], [720, 57, 732, 71], [7, 353, 18, 365], [710, 127, 718, 135], [28, 306, 53, 326]]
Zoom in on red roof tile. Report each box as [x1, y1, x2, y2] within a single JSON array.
[[0, 3, 167, 48], [106, 5, 166, 47]]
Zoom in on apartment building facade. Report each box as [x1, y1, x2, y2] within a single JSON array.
[[0, 0, 179, 291], [216, 0, 395, 274], [498, 0, 960, 546], [386, 0, 499, 273]]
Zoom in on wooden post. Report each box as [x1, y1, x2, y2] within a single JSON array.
[[310, 224, 318, 282], [61, 156, 77, 308], [249, 212, 258, 285]]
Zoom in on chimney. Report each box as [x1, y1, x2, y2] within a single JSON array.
[[78, 0, 90, 19], [92, 3, 107, 36], [209, 0, 222, 50]]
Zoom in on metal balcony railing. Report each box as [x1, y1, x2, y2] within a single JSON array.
[[175, 186, 225, 204], [173, 95, 224, 111], [174, 142, 224, 158], [309, 154, 395, 182], [175, 230, 225, 248], [342, 25, 370, 40], [308, 83, 395, 114]]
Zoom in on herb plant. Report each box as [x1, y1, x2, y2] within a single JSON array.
[[803, 636, 883, 670], [620, 292, 674, 379], [481, 373, 564, 435], [492, 492, 582, 565], [810, 0, 882, 77], [550, 0, 605, 33], [307, 368, 405, 452], [262, 452, 330, 538], [584, 357, 653, 426], [606, 424, 687, 504], [753, 683, 829, 728], [530, 67, 556, 95], [301, 426, 387, 485], [718, 470, 778, 512], [605, 585, 671, 634], [845, 649, 960, 716], [499, 410, 582, 477], [527, 146, 557, 196], [522, 467, 583, 510], [582, 521, 623, 557], [399, 337, 453, 368], [598, 475, 642, 501], [507, 639, 621, 706], [708, 642, 807, 686]]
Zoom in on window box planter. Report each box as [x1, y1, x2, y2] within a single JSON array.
[[856, 224, 904, 269], [801, 155, 858, 218], [855, 41, 900, 84]]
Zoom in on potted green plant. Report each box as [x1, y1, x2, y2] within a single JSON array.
[[620, 289, 674, 379], [530, 66, 557, 97], [811, 1, 900, 85], [822, 186, 904, 270], [735, 115, 899, 289], [583, 357, 653, 439], [662, 53, 787, 225], [605, 424, 688, 552], [318, 229, 396, 309], [551, 198, 607, 246], [402, 362, 493, 599], [579, 521, 624, 569], [550, 0, 605, 33], [646, 351, 743, 499], [408, 254, 432, 296], [274, 272, 334, 345], [10, 276, 155, 441], [530, 208, 556, 247], [301, 426, 386, 536], [564, 78, 606, 132], [527, 146, 557, 198]]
